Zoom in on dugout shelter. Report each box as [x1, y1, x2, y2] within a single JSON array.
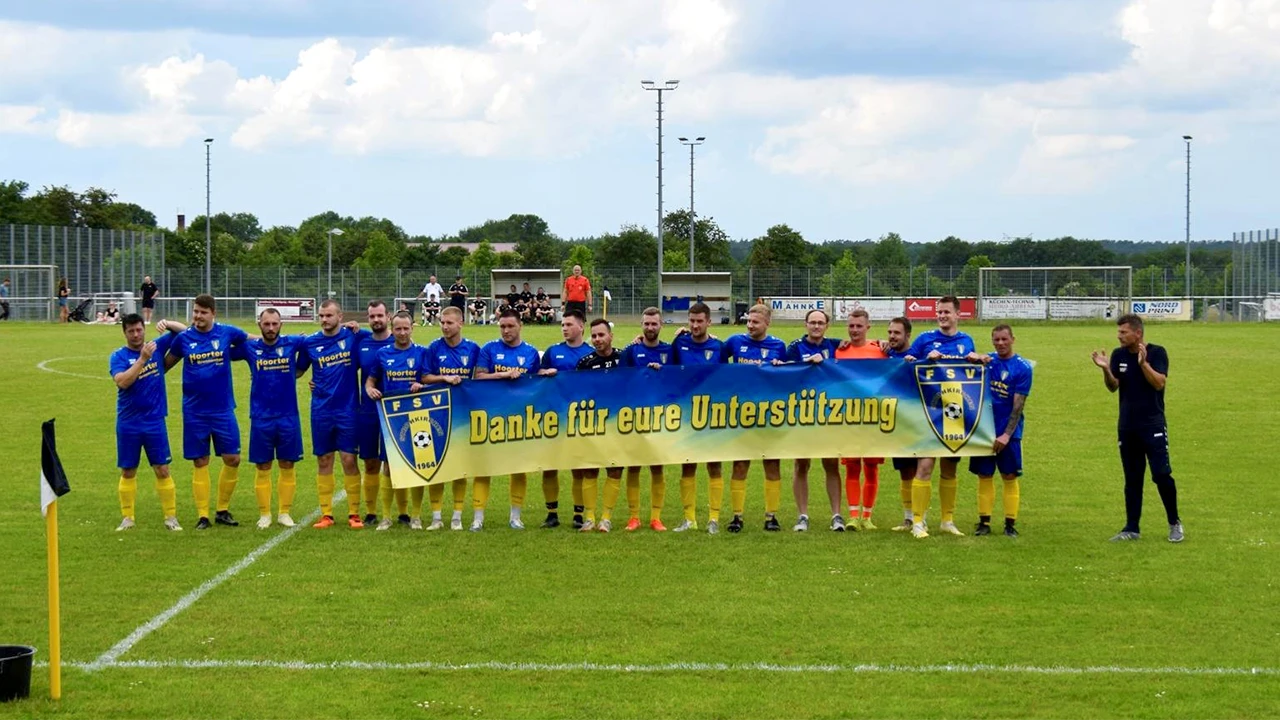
[[661, 272, 733, 324], [491, 269, 563, 311]]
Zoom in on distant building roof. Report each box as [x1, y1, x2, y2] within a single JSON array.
[[435, 242, 518, 254]]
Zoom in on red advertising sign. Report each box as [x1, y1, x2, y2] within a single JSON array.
[[904, 297, 977, 320]]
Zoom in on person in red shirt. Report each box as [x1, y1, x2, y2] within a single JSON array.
[[834, 309, 888, 530], [562, 265, 593, 318]]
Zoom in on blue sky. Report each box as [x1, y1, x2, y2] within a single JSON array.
[[1, 0, 1277, 244]]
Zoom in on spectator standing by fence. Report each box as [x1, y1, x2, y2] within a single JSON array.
[[57, 278, 70, 323], [0, 277, 10, 320]]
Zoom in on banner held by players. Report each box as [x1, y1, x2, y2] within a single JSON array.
[[380, 361, 996, 488]]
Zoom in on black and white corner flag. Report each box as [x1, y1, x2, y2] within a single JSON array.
[[41, 419, 71, 516]]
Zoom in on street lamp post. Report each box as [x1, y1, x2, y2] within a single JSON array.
[[327, 228, 344, 299], [678, 136, 705, 272], [641, 79, 679, 308], [204, 138, 213, 294], [1183, 135, 1192, 297]]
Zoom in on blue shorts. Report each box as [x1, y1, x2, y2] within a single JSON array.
[[312, 412, 357, 457], [356, 412, 384, 461], [969, 439, 1023, 477], [117, 417, 172, 469], [183, 412, 241, 460], [249, 415, 304, 465], [891, 457, 918, 473]]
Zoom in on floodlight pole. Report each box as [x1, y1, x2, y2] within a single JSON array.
[[1183, 135, 1192, 297], [679, 136, 705, 272], [327, 228, 344, 298], [642, 80, 678, 306], [204, 138, 213, 294]]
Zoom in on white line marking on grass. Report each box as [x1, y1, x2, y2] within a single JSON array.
[[56, 659, 1279, 676], [86, 491, 345, 671], [36, 356, 108, 380]]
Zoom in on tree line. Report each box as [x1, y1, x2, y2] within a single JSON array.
[[1, 179, 1234, 281]]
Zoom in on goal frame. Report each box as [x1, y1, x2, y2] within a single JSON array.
[[978, 265, 1133, 322], [0, 264, 58, 322]]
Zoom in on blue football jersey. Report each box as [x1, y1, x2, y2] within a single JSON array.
[[908, 329, 976, 359], [302, 327, 366, 416], [542, 341, 592, 372], [373, 343, 428, 397], [721, 334, 788, 365], [234, 335, 307, 419], [671, 334, 724, 366], [476, 340, 541, 376], [356, 333, 397, 414], [786, 337, 838, 362], [424, 337, 481, 380], [621, 340, 674, 367], [110, 332, 177, 422], [167, 323, 248, 415], [987, 352, 1034, 438]]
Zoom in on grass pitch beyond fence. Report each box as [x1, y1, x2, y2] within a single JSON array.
[[0, 319, 1277, 719]]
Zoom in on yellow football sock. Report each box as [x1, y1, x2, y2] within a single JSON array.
[[1004, 477, 1021, 521], [155, 476, 177, 518], [730, 477, 746, 516], [362, 471, 380, 515], [571, 474, 583, 508], [939, 475, 958, 523], [510, 473, 526, 509], [581, 473, 598, 523], [409, 486, 425, 516], [278, 467, 297, 515], [343, 474, 362, 516], [380, 474, 394, 518], [452, 478, 467, 512], [542, 471, 559, 508], [602, 473, 621, 521], [394, 487, 408, 516], [473, 476, 491, 511], [192, 465, 211, 518], [763, 477, 781, 515], [118, 475, 137, 519], [317, 473, 335, 517], [625, 468, 641, 518], [429, 483, 444, 513], [977, 476, 995, 518], [708, 475, 725, 522], [680, 467, 697, 522], [254, 468, 272, 515], [900, 479, 913, 512], [650, 468, 665, 522], [216, 465, 238, 512], [911, 478, 931, 524]]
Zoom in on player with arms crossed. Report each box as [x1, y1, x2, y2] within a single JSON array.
[[903, 296, 984, 539], [1091, 314, 1183, 543], [418, 306, 481, 530], [670, 302, 726, 533], [366, 311, 429, 530], [535, 309, 593, 528], [786, 309, 843, 532], [162, 295, 248, 530], [355, 301, 400, 529], [111, 314, 182, 531], [574, 318, 626, 532], [721, 304, 789, 533], [301, 300, 369, 529], [618, 307, 673, 531], [971, 324, 1032, 537], [834, 308, 889, 531], [472, 309, 542, 530]]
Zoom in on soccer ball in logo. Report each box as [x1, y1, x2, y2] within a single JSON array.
[[412, 430, 432, 449], [943, 402, 963, 420]]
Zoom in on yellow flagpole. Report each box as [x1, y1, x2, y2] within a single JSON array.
[[46, 501, 61, 700]]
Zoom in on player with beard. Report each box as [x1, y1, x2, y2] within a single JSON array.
[[534, 310, 593, 528], [618, 307, 673, 531], [574, 318, 626, 532], [670, 302, 725, 533], [355, 301, 400, 529]]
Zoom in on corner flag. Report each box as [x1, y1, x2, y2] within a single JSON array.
[[41, 419, 71, 515], [41, 419, 69, 701]]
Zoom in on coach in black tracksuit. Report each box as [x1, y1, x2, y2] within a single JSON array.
[[1091, 313, 1183, 543]]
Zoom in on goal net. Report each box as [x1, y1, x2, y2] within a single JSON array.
[[978, 266, 1132, 321], [0, 264, 58, 321]]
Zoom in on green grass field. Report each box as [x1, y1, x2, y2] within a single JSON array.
[[1, 317, 1278, 719]]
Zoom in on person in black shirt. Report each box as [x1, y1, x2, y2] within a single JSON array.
[[448, 276, 468, 314], [535, 298, 553, 324], [469, 297, 488, 325], [1091, 313, 1183, 543], [505, 285, 521, 310], [140, 275, 159, 323], [421, 294, 441, 326], [535, 286, 548, 304], [575, 318, 623, 532], [520, 282, 534, 306]]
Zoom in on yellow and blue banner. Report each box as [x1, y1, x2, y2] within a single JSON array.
[[379, 361, 995, 488]]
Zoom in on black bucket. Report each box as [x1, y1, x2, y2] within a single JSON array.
[[0, 646, 36, 702]]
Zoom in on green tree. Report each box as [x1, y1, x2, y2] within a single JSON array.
[[818, 250, 868, 295], [595, 225, 657, 268], [353, 230, 402, 269], [748, 224, 812, 268], [917, 235, 972, 268], [496, 250, 525, 268], [870, 232, 911, 267], [0, 180, 31, 224], [663, 210, 734, 269], [462, 240, 499, 275], [439, 246, 470, 267], [24, 185, 81, 226], [562, 244, 596, 277], [401, 242, 440, 268]]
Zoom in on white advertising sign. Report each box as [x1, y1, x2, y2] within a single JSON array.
[[1265, 296, 1280, 321], [831, 298, 901, 321], [1047, 298, 1121, 320], [980, 297, 1047, 320], [1131, 300, 1192, 321], [767, 297, 828, 320]]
